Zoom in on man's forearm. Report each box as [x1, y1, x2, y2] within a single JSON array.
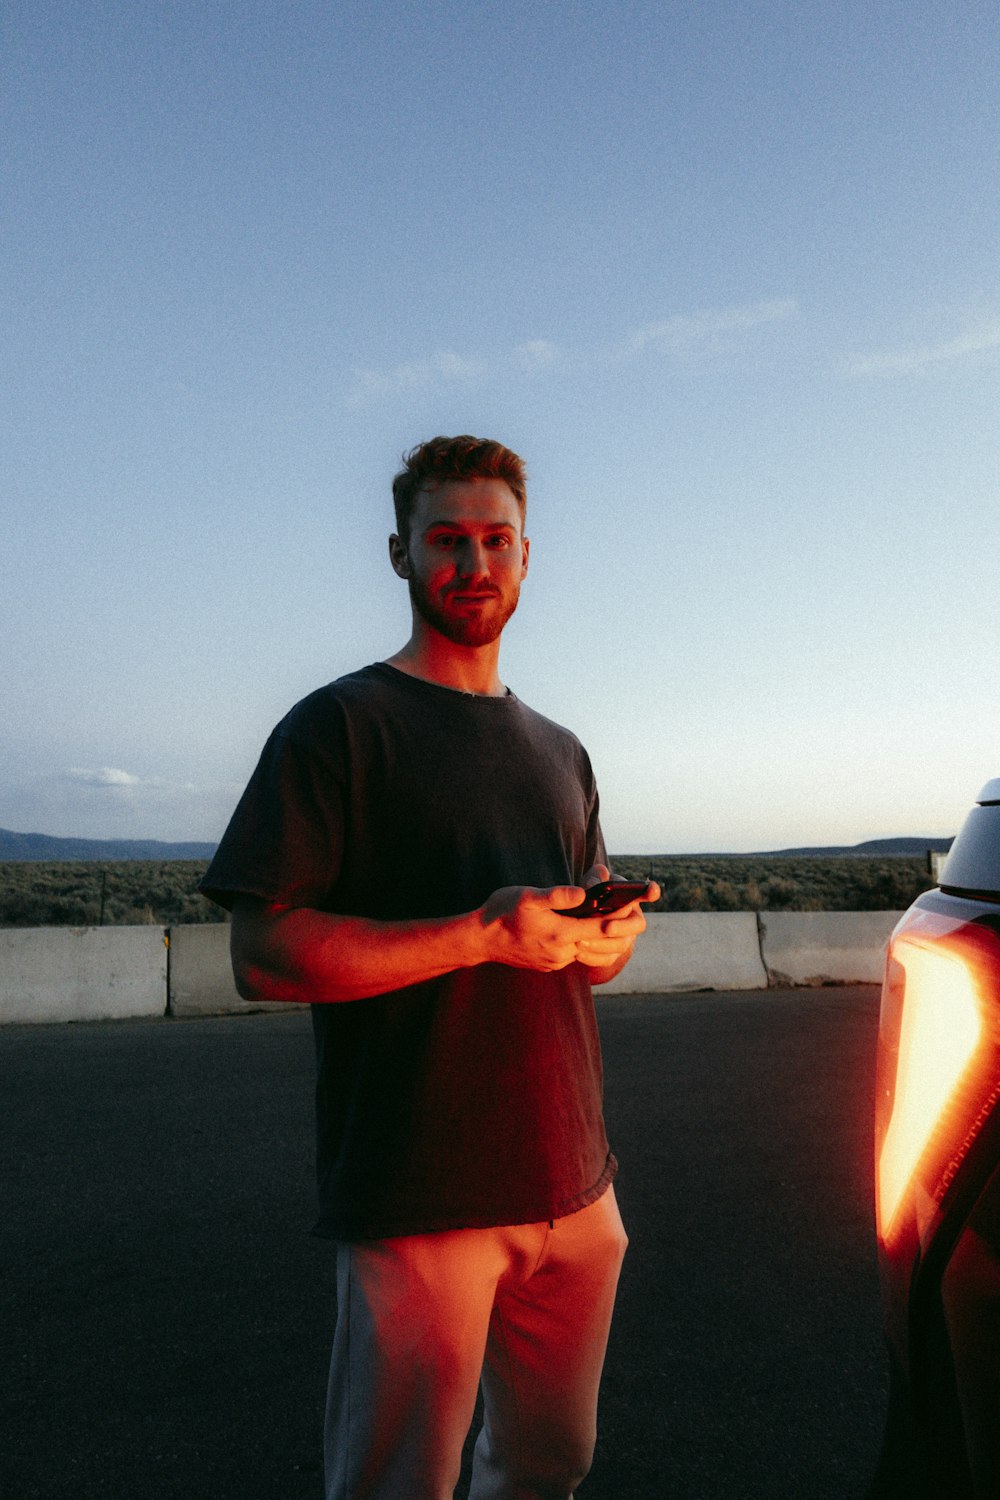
[[231, 903, 488, 1005]]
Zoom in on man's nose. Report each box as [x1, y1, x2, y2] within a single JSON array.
[[456, 540, 490, 577]]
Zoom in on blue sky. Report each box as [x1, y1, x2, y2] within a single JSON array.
[[3, 0, 998, 854]]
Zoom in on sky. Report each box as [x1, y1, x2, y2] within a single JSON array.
[[3, 0, 998, 855]]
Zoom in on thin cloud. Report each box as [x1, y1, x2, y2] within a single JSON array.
[[514, 339, 560, 370], [623, 298, 798, 356], [345, 300, 794, 406], [65, 767, 143, 788], [62, 768, 193, 793], [845, 316, 1000, 376], [348, 349, 488, 405]]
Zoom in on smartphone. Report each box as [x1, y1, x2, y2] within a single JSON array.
[[556, 880, 652, 918]]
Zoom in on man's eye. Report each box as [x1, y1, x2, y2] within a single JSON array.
[[486, 535, 510, 548], [433, 535, 456, 547]]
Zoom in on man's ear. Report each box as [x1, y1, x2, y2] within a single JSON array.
[[521, 535, 530, 580], [388, 533, 411, 579]]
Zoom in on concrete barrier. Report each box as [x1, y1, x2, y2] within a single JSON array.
[[596, 912, 768, 993], [0, 925, 168, 1025], [0, 909, 901, 1024], [758, 911, 903, 987], [168, 923, 306, 1016]]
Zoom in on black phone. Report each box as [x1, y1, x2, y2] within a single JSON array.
[[556, 880, 652, 918]]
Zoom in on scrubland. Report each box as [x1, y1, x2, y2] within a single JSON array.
[[0, 854, 936, 927], [0, 861, 219, 928], [612, 854, 934, 912]]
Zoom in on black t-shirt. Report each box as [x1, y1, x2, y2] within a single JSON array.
[[201, 663, 616, 1238]]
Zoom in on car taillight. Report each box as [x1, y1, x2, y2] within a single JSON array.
[[876, 907, 1000, 1247]]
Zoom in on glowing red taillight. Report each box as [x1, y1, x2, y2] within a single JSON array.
[[876, 907, 1000, 1246]]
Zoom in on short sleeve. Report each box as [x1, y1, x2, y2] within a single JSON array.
[[579, 746, 607, 875], [199, 727, 345, 911], [588, 801, 608, 874]]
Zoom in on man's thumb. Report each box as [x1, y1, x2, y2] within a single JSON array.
[[547, 885, 585, 913]]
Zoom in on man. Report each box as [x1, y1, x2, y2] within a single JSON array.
[[200, 435, 658, 1499]]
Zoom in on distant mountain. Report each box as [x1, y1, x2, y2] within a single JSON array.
[[756, 837, 954, 857], [0, 828, 218, 862], [0, 827, 955, 864]]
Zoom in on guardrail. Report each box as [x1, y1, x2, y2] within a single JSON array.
[[0, 912, 904, 1025]]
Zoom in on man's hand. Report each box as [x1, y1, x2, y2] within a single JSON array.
[[479, 867, 661, 975], [572, 864, 661, 976], [480, 884, 615, 972]]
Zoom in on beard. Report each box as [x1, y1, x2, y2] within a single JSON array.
[[407, 573, 521, 647]]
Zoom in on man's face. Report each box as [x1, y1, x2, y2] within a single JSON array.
[[390, 478, 530, 648]]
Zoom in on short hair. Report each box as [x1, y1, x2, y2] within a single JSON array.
[[392, 435, 527, 540]]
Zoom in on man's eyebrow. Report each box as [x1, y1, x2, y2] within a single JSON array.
[[423, 519, 517, 532]]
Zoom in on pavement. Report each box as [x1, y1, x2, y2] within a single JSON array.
[[1, 987, 888, 1499]]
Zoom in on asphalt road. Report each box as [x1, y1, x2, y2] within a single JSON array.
[[1, 987, 888, 1499]]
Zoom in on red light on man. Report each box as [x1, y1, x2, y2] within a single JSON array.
[[201, 435, 658, 1498]]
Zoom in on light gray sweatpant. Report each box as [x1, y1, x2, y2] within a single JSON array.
[[324, 1186, 628, 1500]]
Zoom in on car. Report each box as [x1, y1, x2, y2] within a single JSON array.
[[871, 778, 1000, 1498]]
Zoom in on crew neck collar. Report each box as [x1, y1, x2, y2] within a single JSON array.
[[374, 661, 515, 701]]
